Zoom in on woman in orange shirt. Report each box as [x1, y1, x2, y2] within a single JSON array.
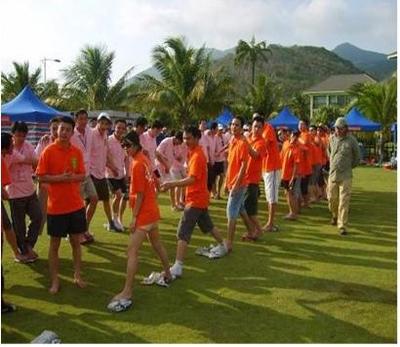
[[108, 131, 172, 312]]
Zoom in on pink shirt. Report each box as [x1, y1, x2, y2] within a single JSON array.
[[173, 143, 188, 169], [215, 134, 227, 162], [156, 137, 175, 171], [89, 127, 108, 179], [106, 134, 126, 179], [199, 131, 210, 163], [35, 134, 56, 158], [140, 130, 157, 170], [206, 131, 217, 164], [5, 141, 36, 199], [71, 126, 93, 176]]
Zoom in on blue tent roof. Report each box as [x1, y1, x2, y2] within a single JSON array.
[[344, 107, 381, 132], [215, 107, 233, 126], [1, 85, 63, 123], [268, 106, 299, 130]]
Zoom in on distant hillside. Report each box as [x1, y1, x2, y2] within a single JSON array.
[[128, 43, 362, 98], [332, 42, 396, 80], [213, 44, 361, 97]]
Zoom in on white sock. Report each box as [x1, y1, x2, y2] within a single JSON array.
[[174, 260, 183, 267]]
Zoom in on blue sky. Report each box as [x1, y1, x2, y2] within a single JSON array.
[[0, 0, 397, 83]]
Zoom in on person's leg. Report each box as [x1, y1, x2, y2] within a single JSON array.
[[327, 177, 339, 223], [169, 188, 176, 209], [112, 189, 123, 222], [86, 196, 98, 228], [226, 187, 246, 250], [69, 234, 86, 288], [146, 225, 172, 279], [287, 190, 297, 218], [37, 184, 48, 235], [25, 194, 42, 255], [9, 198, 28, 254], [102, 199, 113, 222], [337, 178, 352, 231], [119, 198, 128, 226], [112, 230, 147, 300], [264, 171, 280, 230], [48, 237, 62, 294]]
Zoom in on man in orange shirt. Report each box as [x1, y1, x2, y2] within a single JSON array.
[[160, 126, 227, 278], [298, 120, 313, 208], [242, 116, 267, 240], [36, 116, 87, 294], [108, 131, 172, 312], [280, 131, 301, 219], [225, 116, 250, 251], [262, 119, 282, 232]]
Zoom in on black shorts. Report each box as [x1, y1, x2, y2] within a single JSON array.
[[91, 175, 110, 201], [213, 162, 225, 176], [47, 208, 87, 238], [207, 163, 216, 191], [281, 179, 290, 191], [108, 178, 128, 199], [1, 201, 12, 231], [244, 184, 260, 216], [177, 207, 214, 244], [301, 175, 311, 195]]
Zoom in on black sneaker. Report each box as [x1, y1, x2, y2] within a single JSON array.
[[339, 228, 348, 236], [108, 220, 123, 233]]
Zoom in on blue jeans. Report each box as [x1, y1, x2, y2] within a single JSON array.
[[227, 186, 247, 220]]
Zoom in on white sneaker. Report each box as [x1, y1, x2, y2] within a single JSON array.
[[114, 219, 124, 231], [209, 243, 228, 259], [170, 264, 183, 278]]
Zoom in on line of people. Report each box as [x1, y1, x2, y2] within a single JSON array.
[[1, 110, 360, 313]]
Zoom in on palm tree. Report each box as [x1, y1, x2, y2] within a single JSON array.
[[62, 45, 134, 110], [313, 105, 343, 125], [234, 36, 272, 85], [1, 61, 41, 102], [289, 93, 310, 121], [136, 36, 232, 125], [349, 78, 397, 163]]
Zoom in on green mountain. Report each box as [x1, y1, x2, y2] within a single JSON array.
[[128, 43, 362, 98], [332, 42, 396, 80]]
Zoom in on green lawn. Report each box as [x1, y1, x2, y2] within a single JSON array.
[[1, 166, 396, 343]]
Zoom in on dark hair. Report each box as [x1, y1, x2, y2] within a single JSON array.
[[75, 109, 88, 118], [115, 119, 127, 126], [300, 119, 309, 127], [135, 116, 148, 128], [123, 130, 142, 150], [184, 125, 201, 139], [1, 132, 13, 150], [174, 130, 183, 142], [291, 130, 300, 138], [233, 116, 245, 127], [252, 116, 265, 125], [50, 116, 61, 124], [11, 121, 28, 134], [210, 122, 218, 130], [60, 116, 75, 128], [151, 119, 163, 129]]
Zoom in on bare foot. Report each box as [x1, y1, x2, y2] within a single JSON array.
[[49, 281, 60, 294], [73, 277, 87, 288]]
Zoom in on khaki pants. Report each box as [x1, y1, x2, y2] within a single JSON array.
[[327, 177, 352, 229]]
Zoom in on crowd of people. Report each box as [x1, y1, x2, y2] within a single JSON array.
[[1, 109, 360, 313]]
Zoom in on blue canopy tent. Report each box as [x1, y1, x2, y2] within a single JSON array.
[[214, 107, 234, 126], [391, 122, 397, 143], [268, 106, 299, 130], [1, 85, 64, 145], [344, 107, 381, 132]]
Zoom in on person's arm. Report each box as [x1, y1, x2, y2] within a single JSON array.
[[351, 137, 361, 168], [155, 149, 170, 173], [38, 172, 85, 183], [231, 159, 248, 192], [130, 192, 144, 230], [160, 176, 195, 191], [1, 185, 9, 200], [105, 144, 119, 176]]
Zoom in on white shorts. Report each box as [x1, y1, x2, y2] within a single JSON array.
[[263, 170, 281, 204]]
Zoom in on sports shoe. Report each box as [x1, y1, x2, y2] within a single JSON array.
[[107, 220, 123, 233], [107, 298, 132, 312], [339, 228, 348, 236], [113, 219, 124, 231], [209, 243, 228, 259], [169, 264, 183, 278]]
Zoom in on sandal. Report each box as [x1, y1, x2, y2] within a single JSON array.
[[264, 225, 280, 232], [241, 233, 258, 241], [107, 298, 132, 312]]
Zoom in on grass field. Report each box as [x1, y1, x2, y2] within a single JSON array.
[[1, 166, 397, 343]]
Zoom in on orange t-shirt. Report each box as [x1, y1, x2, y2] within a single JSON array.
[[281, 143, 301, 181], [185, 145, 209, 209], [1, 158, 11, 187], [245, 135, 267, 184], [312, 135, 323, 165], [320, 134, 329, 165], [297, 143, 312, 176], [36, 141, 85, 215], [226, 136, 250, 190], [262, 123, 281, 172], [299, 130, 313, 175], [129, 151, 160, 227]]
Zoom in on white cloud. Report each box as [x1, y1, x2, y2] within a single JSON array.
[[0, 0, 396, 83]]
